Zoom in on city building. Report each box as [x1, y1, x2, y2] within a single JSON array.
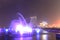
[[29, 16, 37, 28]]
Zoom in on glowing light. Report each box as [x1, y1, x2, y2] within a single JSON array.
[[0, 28, 2, 33], [15, 24, 25, 34], [15, 24, 32, 34], [23, 26, 32, 33], [9, 13, 33, 35], [35, 28, 41, 33], [40, 21, 48, 28], [5, 29, 9, 32], [51, 20, 60, 28], [42, 34, 48, 40], [36, 35, 40, 40], [43, 30, 48, 33]]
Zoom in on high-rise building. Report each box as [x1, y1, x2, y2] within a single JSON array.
[[29, 16, 37, 28]]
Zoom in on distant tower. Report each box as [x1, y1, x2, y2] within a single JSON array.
[[29, 16, 37, 28]]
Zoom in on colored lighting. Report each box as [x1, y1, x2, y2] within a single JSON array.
[[42, 34, 48, 40], [15, 24, 33, 34], [35, 28, 41, 33], [10, 21, 33, 35], [5, 29, 9, 32], [0, 28, 2, 33], [9, 13, 34, 35], [43, 30, 48, 33], [40, 21, 48, 27]]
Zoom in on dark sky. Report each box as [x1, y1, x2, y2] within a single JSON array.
[[0, 0, 60, 27]]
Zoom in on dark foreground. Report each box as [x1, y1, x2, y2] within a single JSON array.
[[0, 28, 60, 40], [0, 33, 60, 40]]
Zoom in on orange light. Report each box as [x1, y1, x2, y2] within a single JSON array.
[[52, 20, 60, 28]]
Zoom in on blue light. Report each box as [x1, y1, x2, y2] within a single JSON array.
[[35, 28, 41, 33], [5, 29, 8, 32]]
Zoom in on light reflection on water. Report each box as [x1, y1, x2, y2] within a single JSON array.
[[14, 37, 32, 40], [36, 34, 40, 40], [0, 33, 56, 40], [13, 34, 48, 40], [41, 34, 48, 40]]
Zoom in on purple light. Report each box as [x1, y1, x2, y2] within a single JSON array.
[[15, 24, 33, 35], [5, 29, 8, 32], [9, 13, 33, 35], [23, 26, 32, 33], [0, 28, 2, 33], [15, 24, 25, 34]]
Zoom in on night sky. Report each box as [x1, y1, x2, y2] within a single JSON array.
[[0, 0, 60, 27]]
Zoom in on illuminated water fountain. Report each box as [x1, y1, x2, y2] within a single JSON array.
[[9, 13, 33, 35], [0, 13, 57, 40]]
